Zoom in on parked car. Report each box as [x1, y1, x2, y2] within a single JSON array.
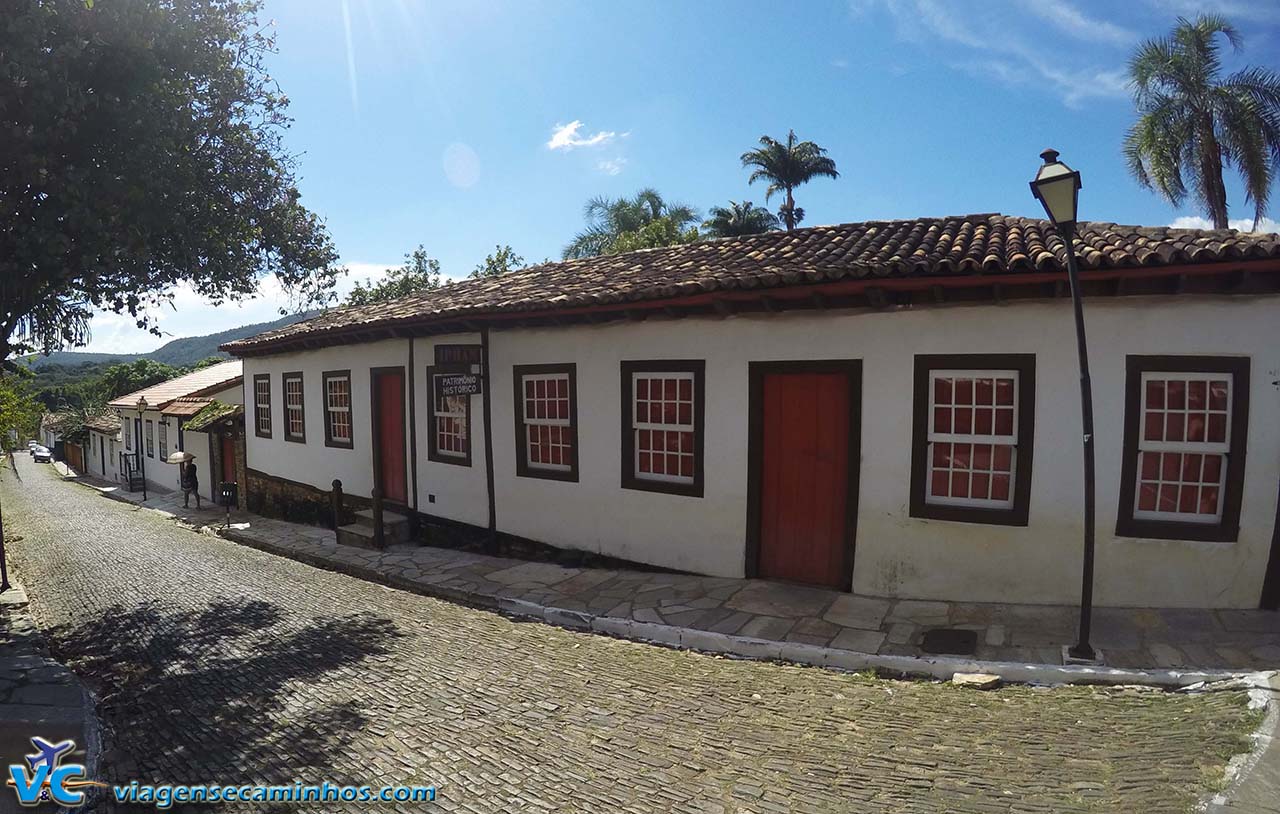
[[27, 441, 38, 450], [32, 446, 52, 463]]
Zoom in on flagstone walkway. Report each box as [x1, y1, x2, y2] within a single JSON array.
[[73, 470, 1280, 681]]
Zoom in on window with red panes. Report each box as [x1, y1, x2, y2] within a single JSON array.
[[926, 371, 1018, 508], [324, 375, 351, 444], [433, 375, 468, 459], [632, 372, 695, 483], [522, 373, 573, 470], [1134, 374, 1231, 522]]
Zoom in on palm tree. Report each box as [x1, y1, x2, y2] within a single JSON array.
[[740, 130, 839, 231], [1124, 15, 1280, 230], [701, 201, 780, 238], [562, 189, 699, 259]]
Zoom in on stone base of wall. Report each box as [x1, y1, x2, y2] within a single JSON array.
[[246, 468, 366, 528]]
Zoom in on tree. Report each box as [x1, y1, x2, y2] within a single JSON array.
[[741, 130, 840, 231], [0, 0, 340, 362], [470, 245, 527, 279], [0, 372, 41, 452], [702, 201, 781, 238], [94, 360, 185, 403], [608, 219, 700, 254], [563, 189, 699, 259], [1124, 15, 1280, 230], [346, 247, 443, 306], [191, 356, 230, 370]]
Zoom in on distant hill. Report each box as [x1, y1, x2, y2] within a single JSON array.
[[25, 312, 314, 370]]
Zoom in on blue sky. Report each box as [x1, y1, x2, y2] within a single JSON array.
[[84, 0, 1280, 354]]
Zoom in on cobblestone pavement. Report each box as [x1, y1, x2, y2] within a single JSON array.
[[76, 468, 1280, 674], [3, 456, 1262, 813]]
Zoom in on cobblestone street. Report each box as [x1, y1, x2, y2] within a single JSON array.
[[0, 456, 1262, 813]]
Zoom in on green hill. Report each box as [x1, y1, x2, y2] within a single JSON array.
[[24, 312, 314, 370]]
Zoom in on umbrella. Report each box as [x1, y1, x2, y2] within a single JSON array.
[[165, 451, 195, 464]]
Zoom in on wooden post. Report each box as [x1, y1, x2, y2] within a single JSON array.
[[480, 325, 497, 554], [331, 479, 344, 530], [371, 486, 384, 548]]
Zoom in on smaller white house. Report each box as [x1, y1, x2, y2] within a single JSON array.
[[108, 361, 244, 496], [83, 413, 122, 482]]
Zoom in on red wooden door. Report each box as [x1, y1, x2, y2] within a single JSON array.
[[221, 435, 236, 483], [374, 369, 408, 504], [758, 372, 852, 588]]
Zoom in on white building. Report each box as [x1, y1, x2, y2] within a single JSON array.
[[84, 413, 122, 482], [108, 361, 244, 497], [223, 215, 1280, 610]]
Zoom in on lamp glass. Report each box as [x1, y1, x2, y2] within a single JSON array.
[[1032, 156, 1081, 226]]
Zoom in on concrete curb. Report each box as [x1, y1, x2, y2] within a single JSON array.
[[214, 526, 1252, 689]]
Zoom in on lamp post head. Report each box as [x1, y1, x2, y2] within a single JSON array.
[[137, 396, 148, 413], [1030, 147, 1082, 230]]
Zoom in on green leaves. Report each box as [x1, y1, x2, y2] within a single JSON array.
[[470, 245, 526, 279], [740, 129, 839, 230], [0, 0, 340, 360], [345, 247, 443, 306], [563, 190, 700, 259], [1125, 13, 1279, 229], [702, 201, 780, 238]]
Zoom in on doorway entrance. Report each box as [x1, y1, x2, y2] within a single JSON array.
[[371, 367, 408, 505], [746, 361, 861, 590]]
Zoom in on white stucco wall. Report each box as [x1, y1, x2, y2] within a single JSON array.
[[242, 341, 414, 503], [239, 294, 1280, 608], [85, 430, 120, 482]]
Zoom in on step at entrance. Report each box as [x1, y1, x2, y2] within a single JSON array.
[[336, 507, 413, 550]]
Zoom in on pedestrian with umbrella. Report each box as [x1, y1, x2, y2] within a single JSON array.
[[167, 451, 200, 508]]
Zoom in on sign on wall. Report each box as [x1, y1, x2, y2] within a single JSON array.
[[435, 344, 483, 366], [437, 372, 483, 396]]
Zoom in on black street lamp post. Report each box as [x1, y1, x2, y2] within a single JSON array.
[[1030, 148, 1098, 662], [137, 396, 149, 503]]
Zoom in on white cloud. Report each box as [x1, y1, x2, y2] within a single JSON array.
[[1170, 215, 1280, 233], [596, 157, 627, 176], [880, 0, 1132, 107], [1017, 0, 1136, 46], [77, 261, 402, 355], [546, 120, 619, 151], [442, 142, 481, 189]]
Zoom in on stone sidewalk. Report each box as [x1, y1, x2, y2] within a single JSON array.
[[71, 470, 1280, 684], [0, 581, 93, 814]]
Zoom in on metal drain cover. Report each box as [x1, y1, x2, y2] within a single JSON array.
[[920, 628, 977, 655]]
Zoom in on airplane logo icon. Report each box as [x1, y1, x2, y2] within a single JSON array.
[[24, 738, 75, 774]]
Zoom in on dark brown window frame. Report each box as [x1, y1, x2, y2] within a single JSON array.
[[1115, 355, 1249, 543], [620, 360, 706, 498], [512, 363, 579, 482], [253, 373, 272, 439], [145, 418, 155, 458], [321, 370, 354, 449], [282, 371, 306, 444], [426, 365, 473, 467], [909, 353, 1036, 527]]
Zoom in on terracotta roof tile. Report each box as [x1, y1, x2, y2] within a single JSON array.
[[223, 214, 1280, 355], [107, 360, 242, 409]]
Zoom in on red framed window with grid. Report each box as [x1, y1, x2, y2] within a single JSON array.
[[284, 373, 305, 442], [910, 354, 1035, 526], [429, 372, 470, 463], [253, 374, 271, 438], [322, 372, 352, 448], [523, 373, 571, 470], [633, 373, 696, 484], [926, 370, 1018, 508], [513, 364, 577, 481], [1134, 374, 1231, 522], [621, 361, 705, 497], [1117, 356, 1248, 542]]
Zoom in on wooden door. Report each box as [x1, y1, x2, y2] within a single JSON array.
[[372, 368, 408, 504], [220, 435, 236, 483], [750, 364, 860, 589]]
